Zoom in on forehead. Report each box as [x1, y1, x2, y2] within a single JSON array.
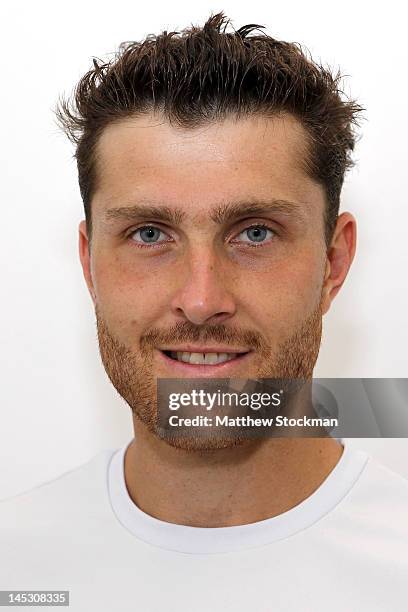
[[92, 112, 324, 223]]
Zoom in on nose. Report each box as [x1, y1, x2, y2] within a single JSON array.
[[170, 250, 237, 325]]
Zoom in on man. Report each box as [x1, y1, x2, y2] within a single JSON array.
[[1, 11, 407, 611]]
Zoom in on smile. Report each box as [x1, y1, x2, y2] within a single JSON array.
[[158, 348, 252, 373], [163, 351, 242, 365]]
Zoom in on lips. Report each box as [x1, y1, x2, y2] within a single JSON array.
[[165, 351, 240, 365], [158, 349, 251, 375]]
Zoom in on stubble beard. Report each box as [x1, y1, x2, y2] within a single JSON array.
[[94, 297, 323, 451]]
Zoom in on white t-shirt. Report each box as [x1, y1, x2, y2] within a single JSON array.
[[1, 439, 408, 611]]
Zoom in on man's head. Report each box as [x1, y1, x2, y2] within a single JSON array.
[[55, 12, 362, 449]]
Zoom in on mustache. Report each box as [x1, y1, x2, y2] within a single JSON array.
[[139, 321, 266, 352]]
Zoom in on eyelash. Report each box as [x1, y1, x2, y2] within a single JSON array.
[[126, 223, 278, 250]]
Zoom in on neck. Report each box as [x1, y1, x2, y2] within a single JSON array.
[[124, 418, 343, 527]]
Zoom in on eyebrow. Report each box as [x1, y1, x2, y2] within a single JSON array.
[[103, 198, 307, 227]]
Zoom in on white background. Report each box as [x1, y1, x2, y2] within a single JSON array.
[[1, 0, 407, 499]]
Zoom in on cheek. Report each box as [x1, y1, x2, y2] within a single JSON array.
[[239, 251, 324, 330], [92, 253, 171, 328]]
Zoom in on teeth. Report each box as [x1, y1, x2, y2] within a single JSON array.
[[189, 352, 204, 364], [170, 351, 238, 365], [204, 353, 219, 365]]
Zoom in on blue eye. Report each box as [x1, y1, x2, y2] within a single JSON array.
[[236, 225, 275, 244], [131, 226, 168, 245]]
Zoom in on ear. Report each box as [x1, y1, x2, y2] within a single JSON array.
[[78, 220, 96, 306], [321, 212, 357, 315]]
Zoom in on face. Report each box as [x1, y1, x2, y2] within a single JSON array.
[[79, 112, 356, 449]]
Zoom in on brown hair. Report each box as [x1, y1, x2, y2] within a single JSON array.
[[54, 11, 364, 248]]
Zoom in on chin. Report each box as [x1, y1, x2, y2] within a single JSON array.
[[155, 429, 256, 452]]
